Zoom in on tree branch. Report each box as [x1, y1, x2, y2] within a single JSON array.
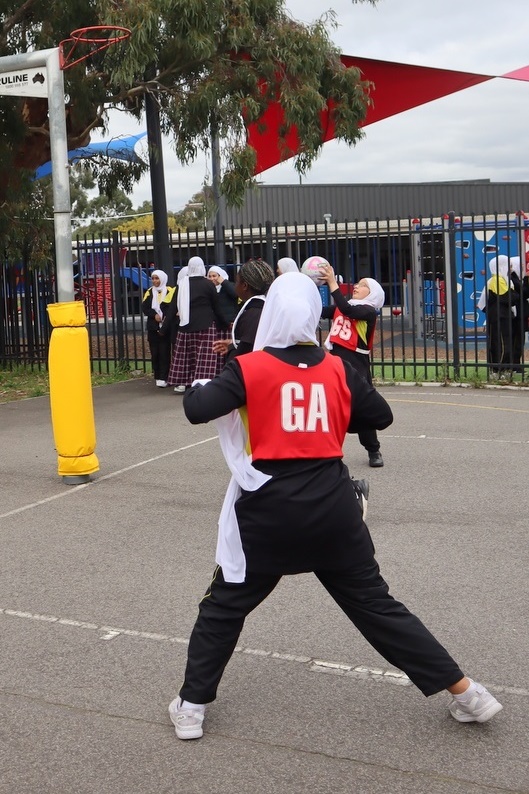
[[0, 0, 38, 47]]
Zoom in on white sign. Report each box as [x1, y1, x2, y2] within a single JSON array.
[[0, 67, 48, 98]]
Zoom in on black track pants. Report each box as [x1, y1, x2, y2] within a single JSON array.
[[179, 563, 463, 704]]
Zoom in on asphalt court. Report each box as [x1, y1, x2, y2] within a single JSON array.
[[1, 378, 528, 793]]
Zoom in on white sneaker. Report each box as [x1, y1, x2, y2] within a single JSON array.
[[173, 385, 186, 393], [168, 697, 205, 740], [155, 380, 167, 388], [449, 680, 503, 723]]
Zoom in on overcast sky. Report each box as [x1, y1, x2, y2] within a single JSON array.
[[91, 0, 529, 212]]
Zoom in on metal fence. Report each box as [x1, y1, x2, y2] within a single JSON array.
[[1, 212, 528, 382]]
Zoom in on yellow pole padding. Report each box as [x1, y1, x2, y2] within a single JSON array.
[[47, 301, 99, 481]]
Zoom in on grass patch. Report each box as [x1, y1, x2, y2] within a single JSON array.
[[373, 363, 454, 383], [373, 362, 527, 385], [0, 365, 141, 404]]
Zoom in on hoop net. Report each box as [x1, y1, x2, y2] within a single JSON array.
[[60, 26, 131, 70]]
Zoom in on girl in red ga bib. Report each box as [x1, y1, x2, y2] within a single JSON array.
[[168, 272, 502, 741]]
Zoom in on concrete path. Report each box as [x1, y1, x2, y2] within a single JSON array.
[[1, 379, 528, 794]]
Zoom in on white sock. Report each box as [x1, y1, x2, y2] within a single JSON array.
[[453, 679, 479, 702], [181, 699, 206, 713]]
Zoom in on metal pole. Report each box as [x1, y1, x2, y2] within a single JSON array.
[[46, 48, 74, 302], [211, 122, 225, 265], [145, 66, 174, 285], [445, 212, 460, 378], [111, 230, 126, 365], [265, 221, 274, 267]]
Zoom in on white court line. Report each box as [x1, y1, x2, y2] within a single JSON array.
[[0, 436, 218, 521], [1, 606, 526, 697], [388, 398, 529, 414], [3, 430, 525, 521], [381, 433, 528, 444]]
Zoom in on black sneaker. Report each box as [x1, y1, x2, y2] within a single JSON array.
[[351, 478, 369, 520], [368, 451, 384, 468]]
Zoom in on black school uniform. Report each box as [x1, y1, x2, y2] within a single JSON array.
[[225, 295, 266, 363], [178, 345, 464, 705], [142, 286, 177, 381], [510, 271, 529, 371], [216, 279, 239, 325]]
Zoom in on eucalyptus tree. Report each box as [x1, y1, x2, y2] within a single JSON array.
[[0, 0, 376, 208]]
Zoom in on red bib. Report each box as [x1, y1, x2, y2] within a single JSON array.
[[327, 308, 375, 353], [237, 351, 351, 460]]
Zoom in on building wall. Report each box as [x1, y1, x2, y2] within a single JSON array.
[[219, 181, 529, 227]]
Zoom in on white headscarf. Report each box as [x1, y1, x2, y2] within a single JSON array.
[[188, 256, 206, 276], [177, 266, 188, 285], [177, 257, 206, 327], [483, 254, 519, 314], [509, 256, 521, 278], [276, 257, 299, 274], [208, 265, 229, 291], [349, 277, 385, 310], [489, 255, 509, 280], [478, 257, 508, 311], [253, 272, 321, 350], [150, 269, 168, 321]]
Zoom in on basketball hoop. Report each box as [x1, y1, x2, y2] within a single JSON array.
[[60, 26, 131, 70]]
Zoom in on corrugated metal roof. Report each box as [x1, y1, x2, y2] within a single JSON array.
[[218, 181, 529, 227]]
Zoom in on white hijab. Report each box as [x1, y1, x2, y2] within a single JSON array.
[[253, 271, 321, 350], [208, 265, 229, 291], [177, 257, 206, 327], [349, 277, 385, 310], [479, 254, 520, 315], [488, 254, 510, 283], [276, 257, 299, 274], [478, 257, 509, 311], [150, 269, 168, 321], [177, 266, 188, 284], [509, 256, 521, 278]]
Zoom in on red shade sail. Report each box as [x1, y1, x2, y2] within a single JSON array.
[[246, 55, 514, 175], [502, 64, 529, 81]]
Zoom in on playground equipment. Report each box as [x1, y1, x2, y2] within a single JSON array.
[[407, 213, 529, 343]]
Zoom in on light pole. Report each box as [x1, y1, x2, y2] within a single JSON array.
[[210, 122, 225, 265], [145, 65, 174, 286]]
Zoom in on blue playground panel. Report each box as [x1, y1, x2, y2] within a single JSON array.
[[416, 218, 528, 333], [453, 219, 526, 332]]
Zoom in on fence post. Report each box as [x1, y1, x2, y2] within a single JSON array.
[[112, 231, 126, 367], [445, 212, 460, 378], [265, 221, 274, 268]]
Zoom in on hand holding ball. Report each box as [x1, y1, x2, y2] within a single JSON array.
[[301, 256, 331, 287]]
